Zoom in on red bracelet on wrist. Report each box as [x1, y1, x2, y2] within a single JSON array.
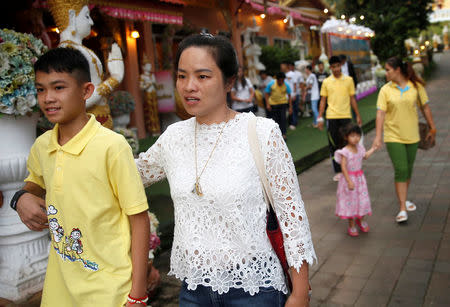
[[127, 294, 148, 305]]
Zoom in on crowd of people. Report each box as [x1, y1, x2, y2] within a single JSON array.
[[7, 32, 438, 307]]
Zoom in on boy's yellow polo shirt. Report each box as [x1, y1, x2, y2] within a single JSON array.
[[320, 74, 355, 119], [25, 115, 148, 307], [377, 81, 429, 144]]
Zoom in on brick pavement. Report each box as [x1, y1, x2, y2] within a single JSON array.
[[149, 51, 450, 307]]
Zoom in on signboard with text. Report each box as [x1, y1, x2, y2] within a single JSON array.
[[155, 71, 176, 113]]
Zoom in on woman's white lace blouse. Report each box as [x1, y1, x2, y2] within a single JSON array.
[[135, 112, 316, 295]]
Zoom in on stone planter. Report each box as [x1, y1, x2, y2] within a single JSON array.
[[0, 113, 50, 302]]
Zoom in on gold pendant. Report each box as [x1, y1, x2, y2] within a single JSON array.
[[192, 181, 203, 197]]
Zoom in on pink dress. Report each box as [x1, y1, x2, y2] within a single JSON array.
[[334, 144, 372, 219]]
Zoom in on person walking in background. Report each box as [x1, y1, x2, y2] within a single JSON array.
[[372, 56, 436, 223], [230, 66, 255, 113], [291, 61, 306, 121], [304, 65, 320, 128], [136, 34, 316, 306], [339, 54, 358, 89], [335, 123, 375, 237], [265, 72, 293, 140], [318, 56, 362, 182], [281, 61, 299, 130], [315, 61, 329, 91], [258, 70, 273, 117]]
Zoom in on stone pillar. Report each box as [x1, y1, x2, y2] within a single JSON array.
[[124, 21, 147, 139], [0, 113, 50, 303]]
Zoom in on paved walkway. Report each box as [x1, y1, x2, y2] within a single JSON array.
[[150, 51, 450, 307]]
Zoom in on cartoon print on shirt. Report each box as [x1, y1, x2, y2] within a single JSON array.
[[46, 204, 98, 271], [49, 218, 64, 243], [66, 228, 83, 255]]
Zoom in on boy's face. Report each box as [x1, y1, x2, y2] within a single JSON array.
[[35, 70, 94, 125], [318, 63, 324, 71], [330, 63, 342, 77]]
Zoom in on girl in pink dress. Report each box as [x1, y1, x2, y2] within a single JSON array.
[[335, 123, 376, 237]]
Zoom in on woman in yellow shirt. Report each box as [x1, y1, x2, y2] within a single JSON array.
[[372, 57, 436, 223]]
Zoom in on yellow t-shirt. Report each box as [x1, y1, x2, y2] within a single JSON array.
[[320, 74, 355, 119], [267, 80, 289, 105], [25, 115, 148, 307], [377, 81, 429, 144]]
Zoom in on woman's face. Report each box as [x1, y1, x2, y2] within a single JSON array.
[[385, 63, 400, 82], [176, 47, 231, 119]]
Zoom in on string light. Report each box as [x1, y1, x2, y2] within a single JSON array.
[[131, 30, 140, 39], [260, 13, 266, 19], [425, 40, 430, 46], [324, 8, 329, 14], [341, 14, 346, 19], [360, 15, 365, 20], [283, 18, 288, 23]]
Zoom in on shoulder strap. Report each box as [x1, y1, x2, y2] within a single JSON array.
[[247, 114, 274, 211]]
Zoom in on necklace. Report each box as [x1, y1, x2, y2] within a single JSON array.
[[192, 118, 229, 196]]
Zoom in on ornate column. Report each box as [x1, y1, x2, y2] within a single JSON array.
[[0, 114, 50, 302]]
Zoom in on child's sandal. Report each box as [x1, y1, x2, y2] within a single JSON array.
[[347, 226, 359, 237], [356, 219, 369, 232]]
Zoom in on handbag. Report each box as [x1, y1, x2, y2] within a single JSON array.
[[416, 92, 435, 150], [247, 115, 293, 291]]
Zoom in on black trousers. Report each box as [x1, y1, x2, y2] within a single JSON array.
[[327, 118, 352, 173], [268, 104, 288, 136]]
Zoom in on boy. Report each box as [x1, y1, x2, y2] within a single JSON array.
[[10, 48, 150, 306], [317, 55, 362, 181], [265, 71, 292, 140]]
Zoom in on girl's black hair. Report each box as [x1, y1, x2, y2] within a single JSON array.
[[340, 122, 362, 144], [386, 56, 425, 88], [233, 66, 247, 90], [34, 47, 91, 84], [175, 33, 239, 85]]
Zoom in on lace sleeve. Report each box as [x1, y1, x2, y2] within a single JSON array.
[[135, 134, 167, 187], [261, 123, 317, 271]]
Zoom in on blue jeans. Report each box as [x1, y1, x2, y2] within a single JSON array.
[[311, 99, 319, 125], [179, 281, 287, 307]]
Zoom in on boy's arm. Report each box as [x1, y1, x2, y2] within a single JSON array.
[[350, 95, 362, 126], [16, 182, 48, 231], [317, 96, 327, 130], [128, 211, 150, 303]]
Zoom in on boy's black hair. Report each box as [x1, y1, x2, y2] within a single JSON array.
[[306, 64, 313, 71], [276, 72, 285, 79], [341, 122, 362, 140], [317, 61, 323, 65], [329, 56, 341, 65], [339, 54, 347, 61], [34, 47, 91, 84]]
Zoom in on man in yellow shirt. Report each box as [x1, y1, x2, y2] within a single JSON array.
[[10, 48, 150, 306], [264, 72, 293, 140], [318, 56, 362, 181]]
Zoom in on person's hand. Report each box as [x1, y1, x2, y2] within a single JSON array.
[[371, 136, 383, 151], [425, 131, 436, 144], [147, 264, 161, 293], [285, 293, 309, 307], [289, 106, 293, 115], [16, 193, 47, 231], [266, 104, 272, 112], [317, 117, 324, 130], [107, 43, 124, 82], [356, 115, 362, 126], [347, 180, 355, 190]]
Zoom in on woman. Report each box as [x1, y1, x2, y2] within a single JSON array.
[[136, 34, 316, 306], [230, 66, 255, 113], [372, 56, 436, 223]]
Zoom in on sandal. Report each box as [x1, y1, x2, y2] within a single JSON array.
[[396, 210, 408, 223], [356, 219, 370, 232], [347, 226, 359, 237], [406, 200, 416, 211]]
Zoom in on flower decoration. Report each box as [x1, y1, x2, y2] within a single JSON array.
[[107, 90, 136, 117], [113, 127, 139, 156], [148, 212, 161, 260], [0, 28, 48, 116]]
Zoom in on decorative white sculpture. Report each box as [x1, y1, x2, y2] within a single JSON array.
[[48, 0, 124, 129], [0, 113, 49, 303], [432, 33, 441, 52], [139, 57, 161, 135], [242, 21, 266, 86]]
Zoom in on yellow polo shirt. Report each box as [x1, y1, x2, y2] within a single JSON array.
[[25, 115, 148, 307], [377, 81, 428, 144], [265, 80, 291, 105], [320, 74, 355, 119]]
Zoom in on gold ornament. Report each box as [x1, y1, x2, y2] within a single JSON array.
[[47, 0, 88, 32]]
